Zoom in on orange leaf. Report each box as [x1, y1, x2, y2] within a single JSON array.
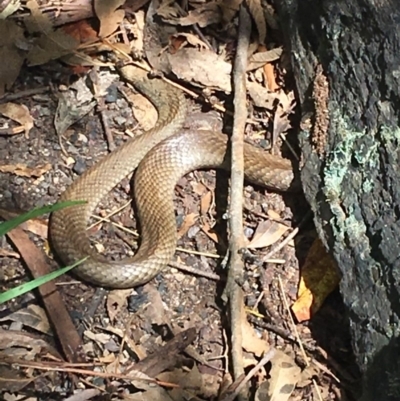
[[61, 20, 98, 44], [291, 238, 341, 322]]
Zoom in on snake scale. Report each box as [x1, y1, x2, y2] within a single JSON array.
[[50, 65, 298, 288]]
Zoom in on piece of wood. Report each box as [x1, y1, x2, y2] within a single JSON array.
[[276, 1, 400, 400]]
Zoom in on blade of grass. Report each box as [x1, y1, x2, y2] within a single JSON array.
[[0, 257, 88, 305], [0, 200, 86, 237]]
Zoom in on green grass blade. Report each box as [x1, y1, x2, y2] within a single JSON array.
[[0, 257, 88, 305], [0, 200, 86, 237]]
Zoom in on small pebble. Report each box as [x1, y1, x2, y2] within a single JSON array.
[[72, 158, 87, 175], [114, 115, 127, 126], [105, 84, 118, 103]]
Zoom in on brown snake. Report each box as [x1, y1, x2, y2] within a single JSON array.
[[50, 65, 298, 288]]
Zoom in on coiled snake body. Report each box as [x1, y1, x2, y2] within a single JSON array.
[[50, 65, 297, 288]]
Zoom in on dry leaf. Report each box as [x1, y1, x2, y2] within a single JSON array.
[[170, 33, 209, 52], [24, 0, 53, 33], [272, 91, 296, 143], [94, 0, 126, 38], [246, 0, 266, 43], [0, 20, 24, 95], [200, 191, 213, 216], [27, 28, 80, 66], [54, 77, 96, 136], [61, 20, 98, 44], [190, 181, 207, 196], [248, 220, 289, 249], [263, 350, 301, 401], [170, 48, 232, 93], [0, 102, 34, 137], [242, 304, 269, 357], [177, 212, 198, 239], [171, 3, 222, 28], [0, 0, 21, 19], [84, 330, 111, 345], [0, 329, 58, 393], [264, 63, 279, 92], [218, 0, 242, 24], [0, 305, 51, 335], [291, 238, 341, 322], [106, 289, 132, 322], [24, 0, 80, 65], [267, 209, 281, 220], [247, 81, 279, 110], [201, 221, 219, 243], [142, 284, 167, 326], [22, 218, 48, 238], [158, 364, 204, 400], [248, 48, 283, 71], [0, 163, 51, 178]]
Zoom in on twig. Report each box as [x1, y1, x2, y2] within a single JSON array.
[[220, 348, 276, 401], [0, 86, 49, 102], [278, 276, 324, 400], [224, 5, 252, 401], [262, 210, 312, 262], [90, 67, 116, 151]]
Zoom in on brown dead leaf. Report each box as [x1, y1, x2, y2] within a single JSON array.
[[158, 364, 204, 400], [219, 0, 242, 24], [0, 329, 59, 393], [248, 47, 283, 71], [190, 181, 207, 196], [200, 191, 213, 216], [22, 218, 48, 239], [262, 350, 301, 401], [272, 91, 296, 144], [170, 48, 232, 93], [0, 249, 20, 258], [246, 0, 266, 43], [267, 209, 281, 220], [0, 0, 20, 19], [24, 0, 80, 65], [24, 0, 52, 33], [0, 20, 25, 96], [242, 302, 269, 357], [247, 81, 279, 110], [0, 102, 34, 137], [177, 212, 198, 239], [170, 33, 209, 52], [142, 284, 167, 326], [61, 20, 98, 44], [54, 77, 96, 136], [0, 305, 51, 335], [248, 220, 289, 249], [201, 221, 219, 244], [172, 3, 222, 28], [94, 0, 126, 38], [106, 289, 132, 322], [27, 28, 80, 66], [264, 62, 279, 93], [2, 220, 84, 363], [291, 238, 341, 322], [84, 330, 112, 346], [0, 163, 51, 178]]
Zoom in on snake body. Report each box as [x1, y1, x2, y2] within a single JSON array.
[[50, 65, 297, 288]]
